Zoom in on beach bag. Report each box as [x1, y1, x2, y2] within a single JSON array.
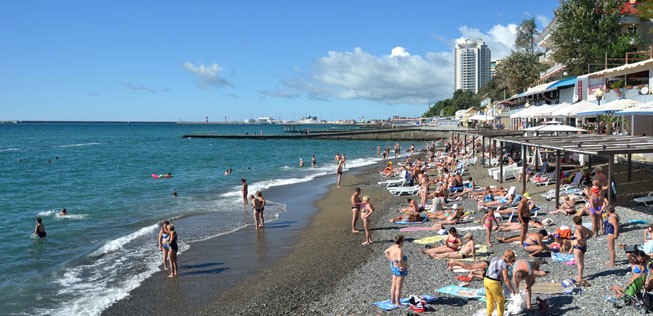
[[507, 291, 527, 314], [408, 295, 432, 313]]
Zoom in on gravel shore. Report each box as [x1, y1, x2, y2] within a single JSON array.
[[313, 158, 653, 315]]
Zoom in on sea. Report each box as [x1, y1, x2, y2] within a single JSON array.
[[0, 122, 422, 316]]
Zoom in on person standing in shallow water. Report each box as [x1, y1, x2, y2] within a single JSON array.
[[241, 178, 248, 207], [336, 158, 343, 188], [250, 194, 263, 229], [158, 220, 170, 271], [34, 217, 46, 238], [256, 190, 266, 228], [351, 187, 362, 233], [167, 224, 178, 277]]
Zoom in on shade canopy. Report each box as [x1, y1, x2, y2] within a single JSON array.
[[532, 102, 572, 118], [510, 105, 553, 119], [551, 100, 598, 117], [615, 102, 653, 116], [467, 114, 497, 121], [577, 98, 642, 116], [523, 124, 586, 132]]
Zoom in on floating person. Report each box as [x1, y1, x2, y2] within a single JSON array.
[[58, 208, 68, 216], [152, 173, 173, 179], [172, 191, 178, 197], [34, 217, 46, 238], [299, 158, 304, 167], [224, 168, 232, 176]]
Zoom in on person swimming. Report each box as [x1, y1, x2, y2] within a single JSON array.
[[34, 217, 46, 238], [58, 208, 68, 216]]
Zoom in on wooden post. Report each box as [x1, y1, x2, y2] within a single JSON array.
[[608, 154, 614, 205], [555, 150, 561, 208], [481, 136, 486, 166], [499, 141, 505, 183], [464, 134, 468, 156], [628, 153, 632, 182], [522, 144, 527, 193]]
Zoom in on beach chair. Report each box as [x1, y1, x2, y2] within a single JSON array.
[[378, 178, 407, 187], [634, 192, 653, 207], [388, 185, 420, 196]]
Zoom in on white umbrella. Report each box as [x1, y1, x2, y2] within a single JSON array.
[[541, 120, 563, 125], [615, 102, 653, 116], [532, 103, 571, 118], [467, 114, 497, 121], [523, 124, 586, 133], [552, 101, 598, 117]]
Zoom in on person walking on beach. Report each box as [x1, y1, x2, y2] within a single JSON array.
[[604, 205, 619, 267], [336, 158, 343, 188], [256, 190, 266, 227], [517, 192, 532, 247], [572, 215, 593, 286], [250, 194, 264, 229], [484, 250, 516, 316], [158, 220, 171, 271], [166, 224, 178, 277], [241, 178, 248, 207], [34, 217, 46, 238], [351, 187, 362, 233], [384, 234, 408, 307], [361, 195, 375, 245]]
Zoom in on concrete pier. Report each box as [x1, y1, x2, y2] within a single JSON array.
[[182, 127, 457, 141]]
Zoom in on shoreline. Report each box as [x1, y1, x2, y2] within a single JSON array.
[[102, 163, 387, 315]]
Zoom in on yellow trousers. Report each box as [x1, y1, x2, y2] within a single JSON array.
[[483, 277, 505, 316]]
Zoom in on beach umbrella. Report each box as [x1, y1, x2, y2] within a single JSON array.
[[552, 101, 597, 117], [532, 103, 571, 118], [541, 120, 563, 125]]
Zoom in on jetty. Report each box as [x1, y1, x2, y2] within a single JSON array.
[[182, 127, 457, 141]]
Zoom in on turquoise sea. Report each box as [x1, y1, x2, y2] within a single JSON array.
[[0, 122, 416, 316]]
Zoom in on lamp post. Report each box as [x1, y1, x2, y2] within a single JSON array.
[[594, 88, 605, 105]]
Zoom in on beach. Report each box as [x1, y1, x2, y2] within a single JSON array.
[[105, 149, 653, 316]]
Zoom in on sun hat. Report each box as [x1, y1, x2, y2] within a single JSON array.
[[523, 192, 532, 200]]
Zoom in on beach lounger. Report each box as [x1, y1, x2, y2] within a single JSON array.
[[388, 185, 420, 196], [634, 192, 653, 206], [378, 178, 407, 187]]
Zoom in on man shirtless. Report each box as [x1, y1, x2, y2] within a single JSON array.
[[241, 178, 248, 207], [518, 192, 532, 247]]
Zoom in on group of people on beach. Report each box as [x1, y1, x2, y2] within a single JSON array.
[[365, 134, 653, 315]]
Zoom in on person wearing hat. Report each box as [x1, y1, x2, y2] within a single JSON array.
[[588, 180, 605, 236], [382, 161, 395, 177], [427, 232, 476, 260], [518, 192, 533, 247]]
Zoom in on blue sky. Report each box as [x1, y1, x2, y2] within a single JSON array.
[[0, 1, 559, 122]]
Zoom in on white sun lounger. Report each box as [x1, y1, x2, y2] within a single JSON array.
[[634, 192, 653, 206], [388, 185, 420, 196]]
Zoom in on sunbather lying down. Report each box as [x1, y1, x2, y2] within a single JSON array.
[[495, 220, 544, 232], [448, 259, 547, 281], [496, 230, 551, 258], [389, 212, 424, 223]]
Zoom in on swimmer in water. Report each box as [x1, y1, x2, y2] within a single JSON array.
[[160, 173, 173, 178], [34, 217, 46, 238], [58, 208, 68, 216]]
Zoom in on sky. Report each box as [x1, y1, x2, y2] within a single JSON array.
[[0, 1, 560, 122]]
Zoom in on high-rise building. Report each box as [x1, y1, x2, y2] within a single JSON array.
[[490, 59, 501, 80], [454, 39, 491, 93]]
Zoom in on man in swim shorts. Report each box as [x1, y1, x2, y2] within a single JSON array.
[[351, 187, 362, 233], [34, 217, 46, 238], [518, 192, 532, 247], [241, 178, 248, 207]]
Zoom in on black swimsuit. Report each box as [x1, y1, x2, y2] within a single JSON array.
[[169, 233, 178, 252]]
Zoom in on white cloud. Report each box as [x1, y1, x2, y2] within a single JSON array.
[[536, 15, 551, 29], [183, 62, 233, 89], [265, 23, 520, 105]]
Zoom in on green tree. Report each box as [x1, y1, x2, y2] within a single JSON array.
[[551, 0, 638, 76], [423, 89, 479, 117], [494, 51, 544, 95], [515, 18, 539, 54]]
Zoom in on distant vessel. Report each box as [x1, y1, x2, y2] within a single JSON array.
[[298, 115, 321, 124]]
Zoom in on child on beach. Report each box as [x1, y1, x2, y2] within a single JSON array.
[[361, 196, 375, 245], [483, 208, 499, 247], [384, 234, 408, 307]]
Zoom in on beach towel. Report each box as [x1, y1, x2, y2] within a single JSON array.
[[437, 285, 484, 300], [400, 226, 436, 232], [413, 235, 447, 245], [456, 225, 485, 232], [373, 295, 438, 311], [551, 252, 575, 264], [628, 220, 649, 225], [519, 282, 564, 295]]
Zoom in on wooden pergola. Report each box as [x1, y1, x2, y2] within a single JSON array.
[[452, 130, 524, 162], [491, 134, 653, 207]]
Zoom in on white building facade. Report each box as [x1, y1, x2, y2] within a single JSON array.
[[454, 39, 491, 93]]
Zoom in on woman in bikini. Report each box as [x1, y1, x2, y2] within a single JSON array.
[[482, 208, 499, 247], [158, 220, 170, 271], [610, 250, 649, 298], [429, 206, 464, 226], [361, 196, 375, 246], [496, 230, 550, 257], [429, 233, 476, 260], [572, 215, 593, 285], [384, 234, 408, 307], [422, 227, 462, 258]]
